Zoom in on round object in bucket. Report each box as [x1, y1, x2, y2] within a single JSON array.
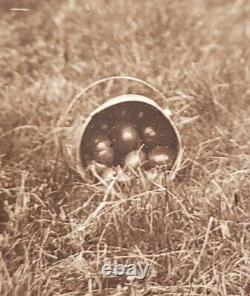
[[77, 94, 182, 180]]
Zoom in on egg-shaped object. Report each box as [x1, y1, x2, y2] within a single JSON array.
[[142, 126, 160, 148], [94, 146, 114, 166], [124, 150, 146, 169], [101, 167, 117, 181], [92, 135, 112, 152], [113, 122, 140, 154], [148, 146, 176, 168], [87, 161, 107, 175], [100, 123, 109, 132]]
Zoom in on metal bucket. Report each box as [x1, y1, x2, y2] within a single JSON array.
[[61, 93, 182, 181]]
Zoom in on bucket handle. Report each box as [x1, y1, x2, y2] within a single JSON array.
[[57, 75, 170, 127]]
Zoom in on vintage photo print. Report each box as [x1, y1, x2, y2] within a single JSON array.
[[0, 1, 249, 295]]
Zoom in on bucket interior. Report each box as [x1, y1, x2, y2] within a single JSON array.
[[79, 100, 180, 169]]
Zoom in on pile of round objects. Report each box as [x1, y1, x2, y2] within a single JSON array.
[[79, 95, 181, 181]]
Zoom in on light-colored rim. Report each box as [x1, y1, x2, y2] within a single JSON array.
[[76, 94, 182, 180]]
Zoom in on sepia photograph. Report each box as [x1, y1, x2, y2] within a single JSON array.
[[0, 0, 249, 295]]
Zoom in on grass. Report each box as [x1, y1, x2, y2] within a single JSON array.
[[0, 0, 250, 295]]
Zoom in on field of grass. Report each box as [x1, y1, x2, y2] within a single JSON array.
[[0, 0, 250, 295]]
